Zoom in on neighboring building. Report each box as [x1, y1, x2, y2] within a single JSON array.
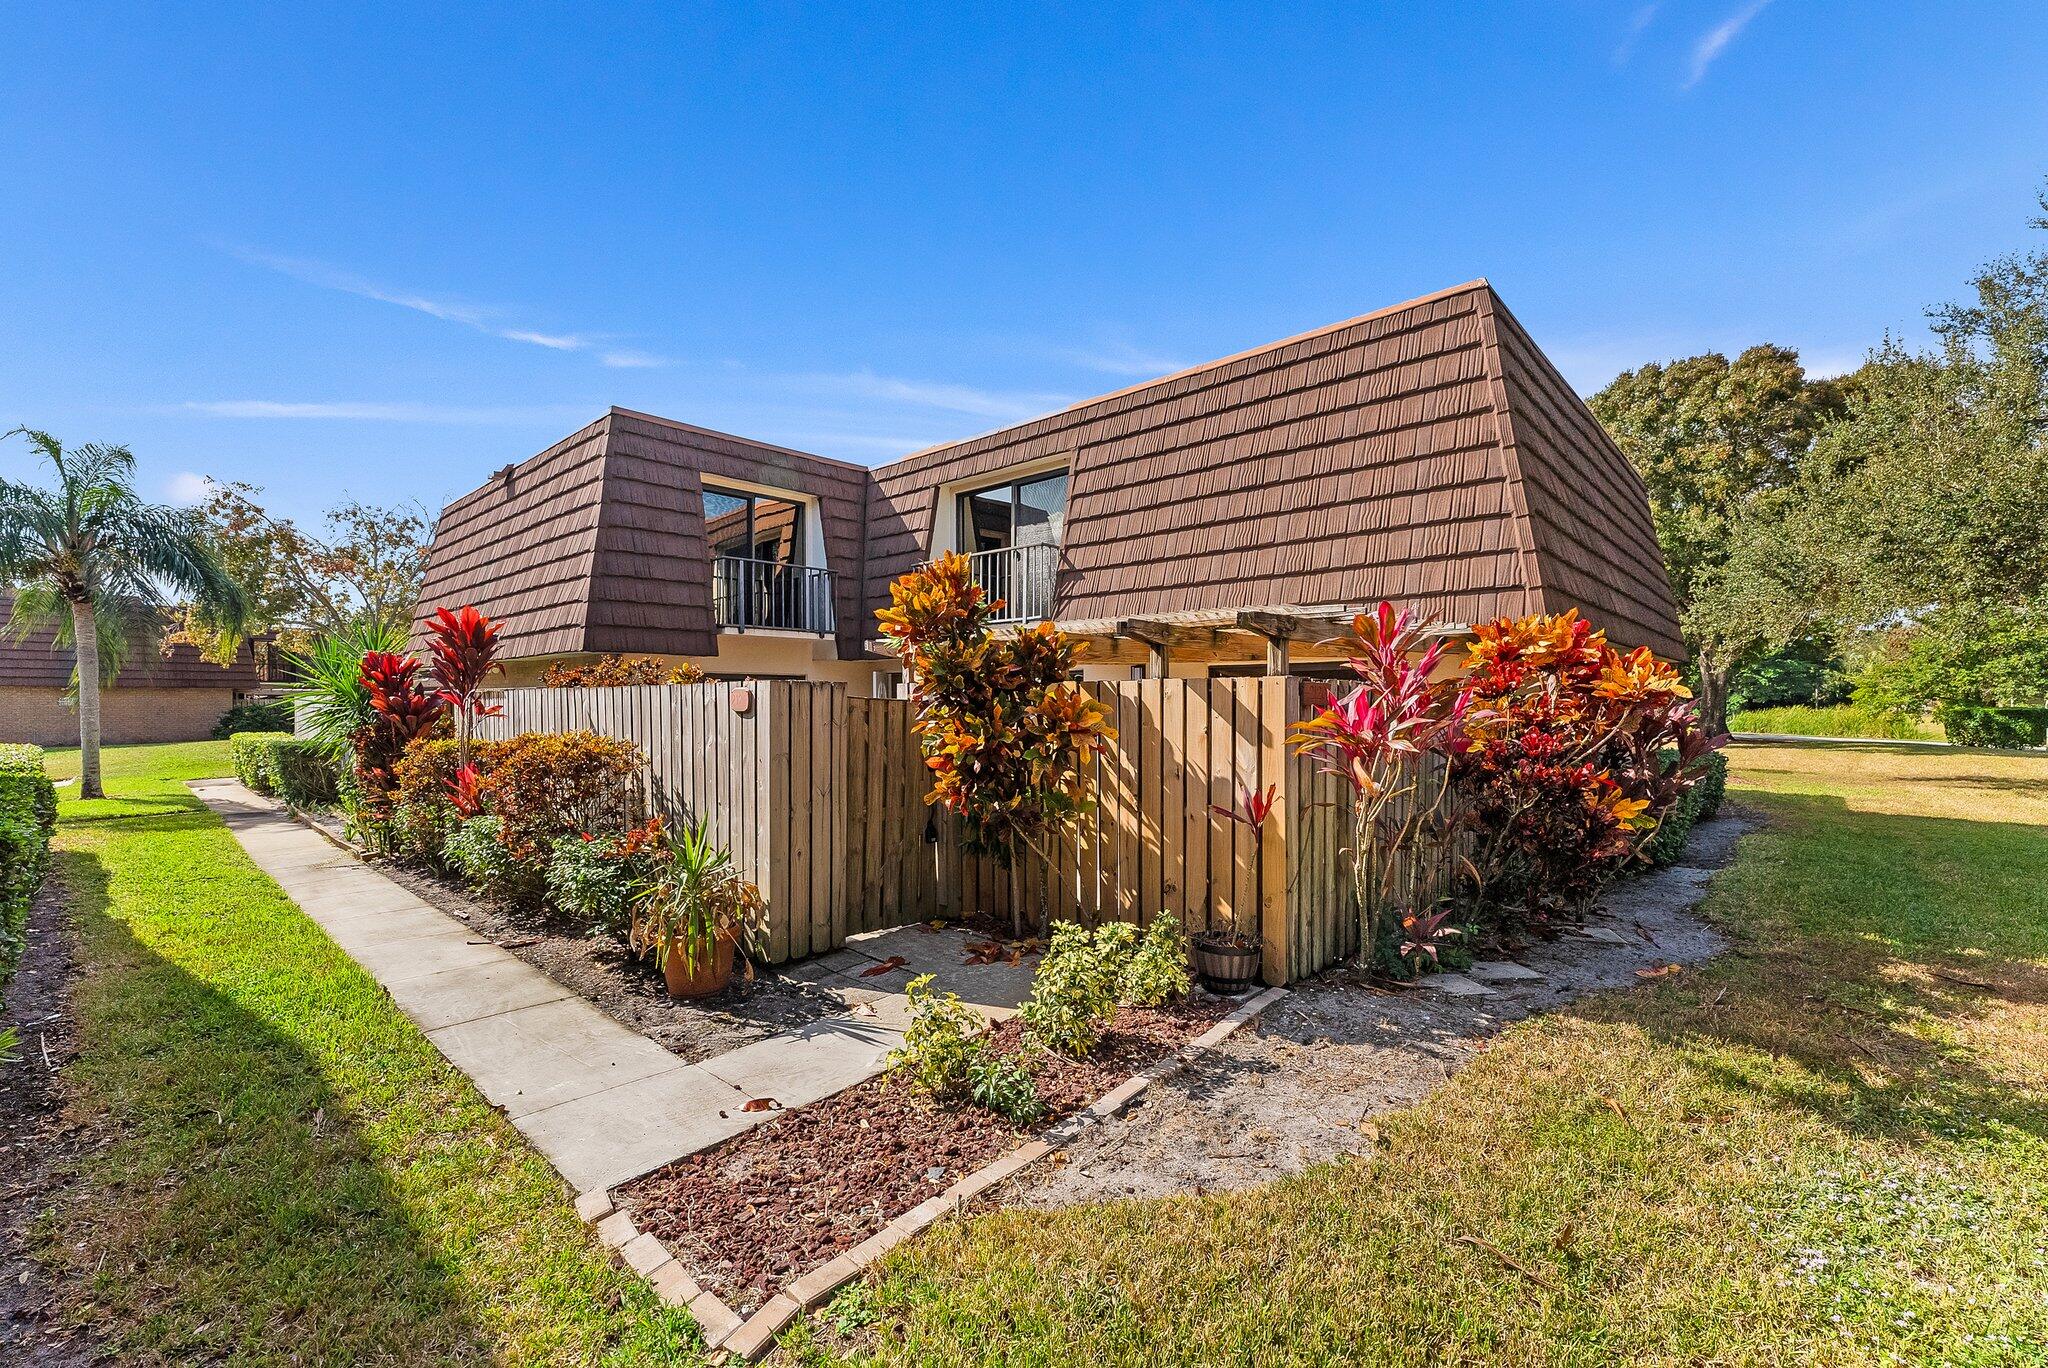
[[415, 281, 1683, 692], [0, 595, 274, 746]]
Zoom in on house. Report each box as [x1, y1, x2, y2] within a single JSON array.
[[414, 281, 1682, 692], [0, 594, 275, 746]]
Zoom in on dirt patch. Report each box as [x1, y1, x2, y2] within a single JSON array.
[[619, 999, 1227, 1313], [999, 812, 1751, 1209], [0, 876, 100, 1366], [292, 804, 848, 1065]]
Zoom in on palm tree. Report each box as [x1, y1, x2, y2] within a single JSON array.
[[0, 429, 247, 798]]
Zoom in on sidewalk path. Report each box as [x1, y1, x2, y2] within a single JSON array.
[[190, 779, 1027, 1196]]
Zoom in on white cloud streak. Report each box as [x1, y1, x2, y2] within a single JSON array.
[[1614, 3, 1659, 65], [226, 245, 626, 359], [1057, 343, 1188, 379], [802, 370, 1074, 422], [1685, 0, 1772, 88]]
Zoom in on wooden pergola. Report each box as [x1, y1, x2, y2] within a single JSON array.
[[1053, 605, 1471, 677]]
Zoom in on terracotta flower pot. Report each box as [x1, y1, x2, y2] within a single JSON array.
[[1190, 931, 1262, 995], [660, 928, 737, 1000]]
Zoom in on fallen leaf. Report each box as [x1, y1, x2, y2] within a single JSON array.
[[1598, 1095, 1629, 1124], [1453, 1234, 1560, 1292], [1357, 1120, 1380, 1145], [741, 1098, 780, 1113], [860, 956, 908, 977], [1635, 963, 1683, 979], [962, 940, 1005, 966], [1552, 1219, 1578, 1253]]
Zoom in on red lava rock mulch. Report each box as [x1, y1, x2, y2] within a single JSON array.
[[617, 998, 1227, 1312]]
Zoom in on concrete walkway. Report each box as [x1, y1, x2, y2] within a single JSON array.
[[191, 779, 1029, 1196]]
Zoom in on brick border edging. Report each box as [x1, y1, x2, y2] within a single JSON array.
[[579, 984, 1290, 1360]]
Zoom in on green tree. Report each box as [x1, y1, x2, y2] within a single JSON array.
[[1787, 190, 2048, 723], [1590, 345, 1850, 732], [0, 430, 247, 797], [188, 480, 429, 651]]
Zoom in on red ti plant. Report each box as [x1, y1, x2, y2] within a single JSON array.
[[355, 650, 447, 804], [445, 763, 485, 818], [424, 605, 504, 767], [1291, 602, 1475, 966]]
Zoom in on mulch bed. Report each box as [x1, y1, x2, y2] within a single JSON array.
[[291, 803, 838, 1065], [0, 876, 101, 1367], [617, 998, 1227, 1313]]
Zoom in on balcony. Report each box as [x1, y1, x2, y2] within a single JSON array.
[[966, 542, 1058, 624], [712, 556, 836, 634]]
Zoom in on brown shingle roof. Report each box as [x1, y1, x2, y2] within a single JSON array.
[[865, 281, 1683, 655], [412, 409, 872, 659], [0, 592, 267, 689], [415, 283, 1684, 663]]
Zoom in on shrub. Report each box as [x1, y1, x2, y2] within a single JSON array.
[[1454, 611, 1715, 926], [541, 655, 706, 687], [473, 731, 643, 863], [230, 731, 294, 793], [876, 552, 1115, 939], [442, 815, 530, 898], [1728, 703, 1935, 741], [1021, 921, 1121, 1057], [389, 736, 504, 861], [544, 818, 667, 936], [888, 973, 989, 1099], [1120, 915, 1191, 1007], [888, 973, 1044, 1124], [0, 744, 55, 992], [211, 697, 293, 738], [1692, 751, 1729, 821], [1936, 705, 2044, 749], [229, 732, 337, 806], [967, 1053, 1044, 1124]]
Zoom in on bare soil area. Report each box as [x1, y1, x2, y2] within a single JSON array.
[[0, 877, 100, 1366], [620, 998, 1227, 1313], [999, 813, 1750, 1209]]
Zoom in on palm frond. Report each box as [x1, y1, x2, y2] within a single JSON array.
[[284, 618, 408, 760]]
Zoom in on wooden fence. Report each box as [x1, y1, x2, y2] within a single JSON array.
[[479, 678, 1463, 984]]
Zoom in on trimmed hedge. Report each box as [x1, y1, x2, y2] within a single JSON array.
[[1643, 751, 1731, 868], [230, 732, 338, 807], [0, 743, 57, 993], [1936, 705, 2048, 750]]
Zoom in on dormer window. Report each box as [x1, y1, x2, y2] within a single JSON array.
[[957, 470, 1066, 557]]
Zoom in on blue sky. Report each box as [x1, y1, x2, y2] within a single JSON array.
[[3, 3, 2045, 527]]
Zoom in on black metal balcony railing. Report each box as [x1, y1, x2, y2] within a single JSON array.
[[966, 542, 1057, 623], [712, 556, 836, 634]]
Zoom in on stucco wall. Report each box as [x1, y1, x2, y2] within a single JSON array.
[[0, 685, 235, 747]]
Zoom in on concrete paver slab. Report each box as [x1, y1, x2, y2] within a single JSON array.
[[700, 1017, 903, 1108], [1467, 960, 1544, 983], [517, 1065, 757, 1192], [428, 995, 688, 1118]]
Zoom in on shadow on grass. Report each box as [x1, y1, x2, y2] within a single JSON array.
[[47, 846, 497, 1363], [1587, 789, 2048, 1149]]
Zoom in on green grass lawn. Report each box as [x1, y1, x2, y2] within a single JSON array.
[[1728, 702, 1943, 741], [800, 743, 2048, 1366], [36, 739, 704, 1364]]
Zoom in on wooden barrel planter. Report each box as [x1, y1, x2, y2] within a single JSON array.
[[1190, 932, 1262, 995]]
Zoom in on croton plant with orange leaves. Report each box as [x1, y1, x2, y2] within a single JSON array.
[[876, 551, 1115, 894], [1455, 608, 1717, 923]]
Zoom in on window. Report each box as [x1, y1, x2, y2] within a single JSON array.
[[956, 470, 1066, 554], [703, 485, 804, 566]]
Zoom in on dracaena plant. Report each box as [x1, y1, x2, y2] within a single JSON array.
[[353, 649, 447, 811], [1291, 602, 1475, 968], [424, 605, 504, 766], [1454, 610, 1717, 925]]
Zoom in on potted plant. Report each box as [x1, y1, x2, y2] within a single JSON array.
[[630, 818, 768, 999], [1193, 783, 1276, 993]]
